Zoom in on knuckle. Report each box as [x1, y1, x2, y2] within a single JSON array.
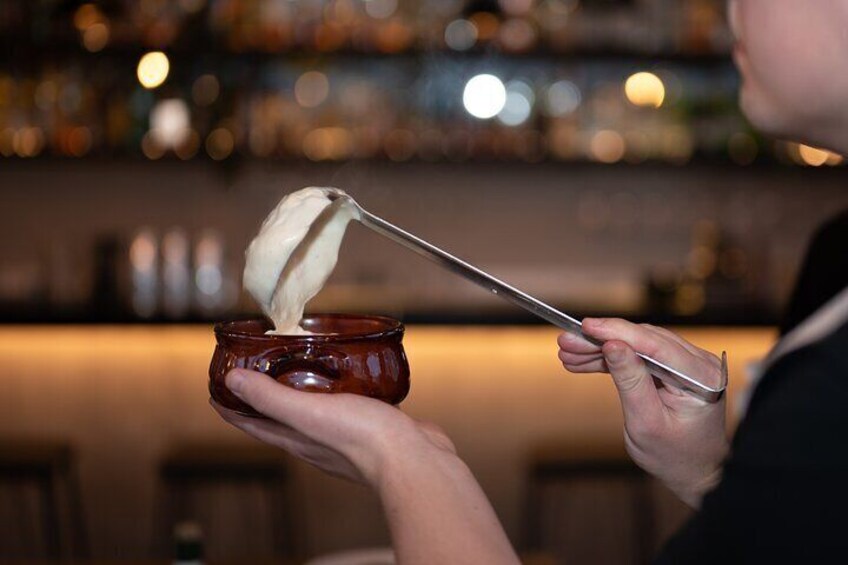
[[606, 318, 627, 330], [613, 373, 643, 395], [638, 338, 666, 359]]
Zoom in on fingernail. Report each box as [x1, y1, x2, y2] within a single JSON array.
[[226, 369, 247, 396]]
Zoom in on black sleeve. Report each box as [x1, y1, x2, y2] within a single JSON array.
[[654, 322, 848, 564]]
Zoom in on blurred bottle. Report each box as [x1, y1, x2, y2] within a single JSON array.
[[682, 0, 724, 53], [129, 228, 159, 319], [173, 521, 204, 565], [669, 220, 753, 319], [162, 228, 191, 319], [193, 229, 238, 317], [92, 234, 128, 320]]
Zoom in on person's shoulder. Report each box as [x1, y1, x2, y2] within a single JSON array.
[[732, 319, 848, 469], [814, 208, 848, 240], [779, 209, 848, 335]]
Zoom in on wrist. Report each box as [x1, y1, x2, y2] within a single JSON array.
[[673, 440, 729, 508], [675, 465, 724, 508], [370, 430, 464, 497]]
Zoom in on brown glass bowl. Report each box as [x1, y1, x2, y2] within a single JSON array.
[[209, 314, 410, 417]]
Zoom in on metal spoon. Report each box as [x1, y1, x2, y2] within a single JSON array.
[[326, 189, 728, 402]]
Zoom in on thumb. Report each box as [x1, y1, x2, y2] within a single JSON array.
[[602, 341, 664, 423]]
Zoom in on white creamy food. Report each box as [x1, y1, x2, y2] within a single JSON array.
[[243, 187, 359, 335]]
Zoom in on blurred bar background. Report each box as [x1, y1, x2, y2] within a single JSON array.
[[1, 0, 845, 563]]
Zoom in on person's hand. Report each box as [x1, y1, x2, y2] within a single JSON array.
[[558, 318, 729, 508], [214, 370, 520, 565], [211, 369, 456, 488]]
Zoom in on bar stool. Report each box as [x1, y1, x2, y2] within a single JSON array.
[[156, 442, 297, 560], [0, 440, 88, 560], [522, 444, 656, 565]]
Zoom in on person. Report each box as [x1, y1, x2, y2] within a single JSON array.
[[212, 0, 848, 562]]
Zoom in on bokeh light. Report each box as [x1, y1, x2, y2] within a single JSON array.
[[463, 74, 507, 119], [469, 12, 499, 41], [67, 127, 93, 157], [73, 4, 102, 30], [497, 80, 534, 126], [192, 74, 220, 107], [625, 72, 665, 108], [797, 144, 843, 167], [728, 132, 758, 165], [14, 127, 45, 158], [498, 18, 537, 52], [444, 19, 477, 51], [364, 0, 398, 19], [302, 127, 353, 161], [82, 22, 109, 52], [141, 132, 165, 160], [499, 0, 535, 16], [150, 99, 190, 149], [34, 81, 58, 111], [137, 52, 170, 89], [384, 129, 417, 161], [205, 128, 235, 160], [544, 80, 581, 116], [590, 130, 626, 164], [175, 130, 201, 160], [295, 71, 330, 108], [661, 126, 694, 164]]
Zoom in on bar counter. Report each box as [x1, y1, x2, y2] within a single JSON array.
[[0, 325, 776, 558]]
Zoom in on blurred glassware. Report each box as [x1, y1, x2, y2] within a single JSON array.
[[162, 228, 192, 319], [129, 229, 159, 319], [3, 0, 826, 167]]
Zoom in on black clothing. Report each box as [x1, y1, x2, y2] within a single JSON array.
[[654, 318, 848, 563], [656, 209, 848, 562], [780, 209, 848, 336]]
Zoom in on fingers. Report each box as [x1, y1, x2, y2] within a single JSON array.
[[558, 349, 601, 365], [601, 341, 665, 429], [640, 324, 718, 365], [582, 318, 717, 378], [562, 359, 609, 374], [225, 368, 325, 430], [557, 332, 606, 373], [557, 332, 601, 355], [558, 349, 608, 373], [209, 400, 299, 450], [211, 399, 303, 451], [211, 400, 362, 482], [583, 318, 667, 358]]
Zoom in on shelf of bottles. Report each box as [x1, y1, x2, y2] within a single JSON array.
[[0, 0, 843, 167]]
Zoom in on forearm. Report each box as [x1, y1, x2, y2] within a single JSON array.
[[376, 444, 520, 565]]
